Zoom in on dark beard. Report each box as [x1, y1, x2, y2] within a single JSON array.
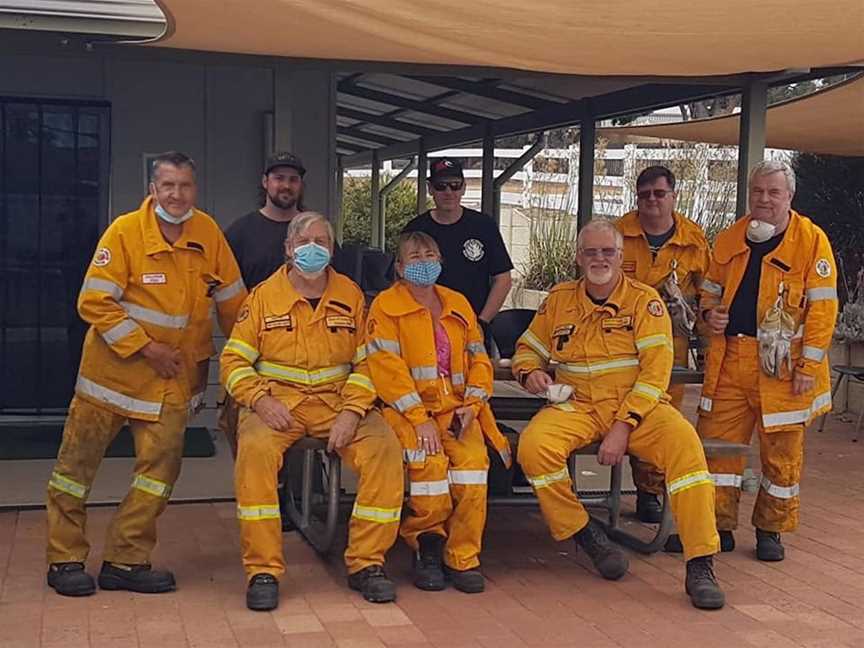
[[269, 191, 298, 210]]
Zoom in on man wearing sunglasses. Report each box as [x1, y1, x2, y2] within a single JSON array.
[[615, 166, 711, 525], [403, 158, 513, 351]]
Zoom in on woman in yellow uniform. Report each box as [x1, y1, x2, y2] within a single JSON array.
[[366, 231, 510, 594]]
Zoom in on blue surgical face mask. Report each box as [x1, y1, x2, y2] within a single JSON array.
[[403, 260, 442, 286], [293, 242, 331, 276], [155, 202, 193, 225]]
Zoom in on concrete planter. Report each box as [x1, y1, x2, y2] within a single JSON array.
[[506, 286, 549, 310]]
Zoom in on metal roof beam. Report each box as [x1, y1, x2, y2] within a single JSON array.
[[337, 107, 442, 137], [337, 126, 405, 146], [408, 75, 558, 110], [338, 80, 488, 126]]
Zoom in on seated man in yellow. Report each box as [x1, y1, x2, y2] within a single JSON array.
[[513, 218, 724, 610], [220, 211, 403, 610]]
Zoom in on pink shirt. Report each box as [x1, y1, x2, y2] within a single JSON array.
[[434, 321, 451, 377]]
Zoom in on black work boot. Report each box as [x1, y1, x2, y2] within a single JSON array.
[[635, 490, 663, 524], [574, 519, 629, 580], [246, 573, 279, 611], [443, 565, 485, 594], [98, 562, 176, 593], [685, 555, 725, 609], [47, 562, 96, 597], [755, 529, 785, 561], [348, 565, 396, 603], [664, 530, 735, 554], [413, 533, 445, 591]]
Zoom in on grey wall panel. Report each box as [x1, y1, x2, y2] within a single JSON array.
[[106, 58, 206, 216], [0, 54, 104, 97], [204, 64, 273, 227]]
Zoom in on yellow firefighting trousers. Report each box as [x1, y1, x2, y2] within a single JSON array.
[[518, 400, 720, 560], [401, 415, 490, 571], [46, 390, 188, 565], [235, 396, 403, 579], [630, 334, 690, 495], [698, 336, 805, 533]]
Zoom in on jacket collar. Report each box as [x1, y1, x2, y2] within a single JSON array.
[[573, 274, 627, 318], [618, 209, 698, 248], [717, 210, 803, 266], [378, 281, 474, 322], [138, 195, 207, 256]]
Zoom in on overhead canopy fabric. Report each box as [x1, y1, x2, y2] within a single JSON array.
[[599, 77, 864, 156], [153, 0, 864, 77]]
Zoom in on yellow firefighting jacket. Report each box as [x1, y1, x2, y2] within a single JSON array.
[[366, 282, 511, 466], [220, 267, 375, 416], [512, 275, 674, 428], [617, 210, 710, 305], [699, 210, 838, 430], [75, 196, 245, 421]]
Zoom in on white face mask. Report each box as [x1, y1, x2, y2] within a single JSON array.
[[746, 219, 777, 243], [155, 202, 193, 225]]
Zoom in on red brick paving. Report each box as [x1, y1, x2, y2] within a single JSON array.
[[2, 407, 863, 647]]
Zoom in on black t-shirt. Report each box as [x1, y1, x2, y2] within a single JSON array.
[[224, 210, 347, 289], [645, 225, 675, 259], [402, 208, 514, 315], [726, 231, 786, 337]]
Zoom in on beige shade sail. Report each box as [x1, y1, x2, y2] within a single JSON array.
[[599, 76, 864, 156], [153, 0, 864, 77]]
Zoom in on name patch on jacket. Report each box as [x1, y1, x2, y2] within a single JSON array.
[[326, 315, 356, 331], [264, 314, 293, 330], [601, 316, 632, 330], [622, 261, 636, 273], [142, 273, 167, 285], [552, 323, 575, 351]]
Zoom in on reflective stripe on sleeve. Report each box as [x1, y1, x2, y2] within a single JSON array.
[[227, 367, 258, 394], [518, 329, 551, 360], [466, 341, 486, 356], [120, 301, 189, 329], [367, 338, 401, 355], [409, 480, 450, 496], [393, 391, 423, 413], [448, 470, 487, 485], [632, 382, 663, 401], [213, 278, 245, 303], [802, 345, 825, 362], [410, 366, 439, 381], [223, 338, 260, 363], [345, 372, 375, 393], [635, 334, 670, 351], [101, 319, 141, 345], [353, 344, 367, 364], [806, 287, 837, 302], [464, 386, 489, 401], [80, 277, 123, 300], [702, 279, 723, 296]]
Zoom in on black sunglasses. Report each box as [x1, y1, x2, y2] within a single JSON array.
[[431, 180, 464, 192], [637, 189, 673, 200]]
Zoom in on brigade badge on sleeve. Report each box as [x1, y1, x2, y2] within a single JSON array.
[[815, 258, 832, 278], [92, 247, 111, 267], [236, 305, 249, 323], [647, 299, 665, 317]]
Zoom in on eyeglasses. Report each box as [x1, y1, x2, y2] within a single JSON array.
[[431, 181, 464, 192], [579, 247, 620, 258], [637, 189, 672, 200]]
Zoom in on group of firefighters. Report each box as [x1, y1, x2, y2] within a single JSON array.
[[42, 149, 837, 613]]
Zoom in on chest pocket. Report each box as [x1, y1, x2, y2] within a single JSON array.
[[324, 314, 357, 364], [601, 315, 637, 356], [551, 323, 576, 355], [260, 312, 300, 364]]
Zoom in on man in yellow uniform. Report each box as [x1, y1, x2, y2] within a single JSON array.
[[513, 218, 724, 610], [221, 212, 403, 610], [616, 166, 711, 523], [698, 160, 837, 561], [46, 151, 246, 597]]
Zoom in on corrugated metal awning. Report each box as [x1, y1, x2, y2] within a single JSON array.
[[0, 0, 164, 38]]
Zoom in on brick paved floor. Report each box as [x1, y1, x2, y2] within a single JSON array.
[[2, 407, 863, 647]]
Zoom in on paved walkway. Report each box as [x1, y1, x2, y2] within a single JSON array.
[[2, 410, 863, 647]]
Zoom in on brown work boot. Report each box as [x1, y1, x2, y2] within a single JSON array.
[[47, 562, 96, 597], [685, 555, 725, 609], [574, 519, 629, 580]]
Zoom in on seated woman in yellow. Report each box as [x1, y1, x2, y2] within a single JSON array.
[[366, 231, 510, 594]]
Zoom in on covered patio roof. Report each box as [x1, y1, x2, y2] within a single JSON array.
[[153, 0, 863, 77], [599, 75, 864, 157]]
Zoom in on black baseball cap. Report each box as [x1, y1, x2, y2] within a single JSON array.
[[428, 157, 464, 182], [264, 152, 306, 176]]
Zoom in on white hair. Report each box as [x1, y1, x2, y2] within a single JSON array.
[[576, 218, 623, 250], [749, 160, 796, 195], [285, 211, 334, 247]]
